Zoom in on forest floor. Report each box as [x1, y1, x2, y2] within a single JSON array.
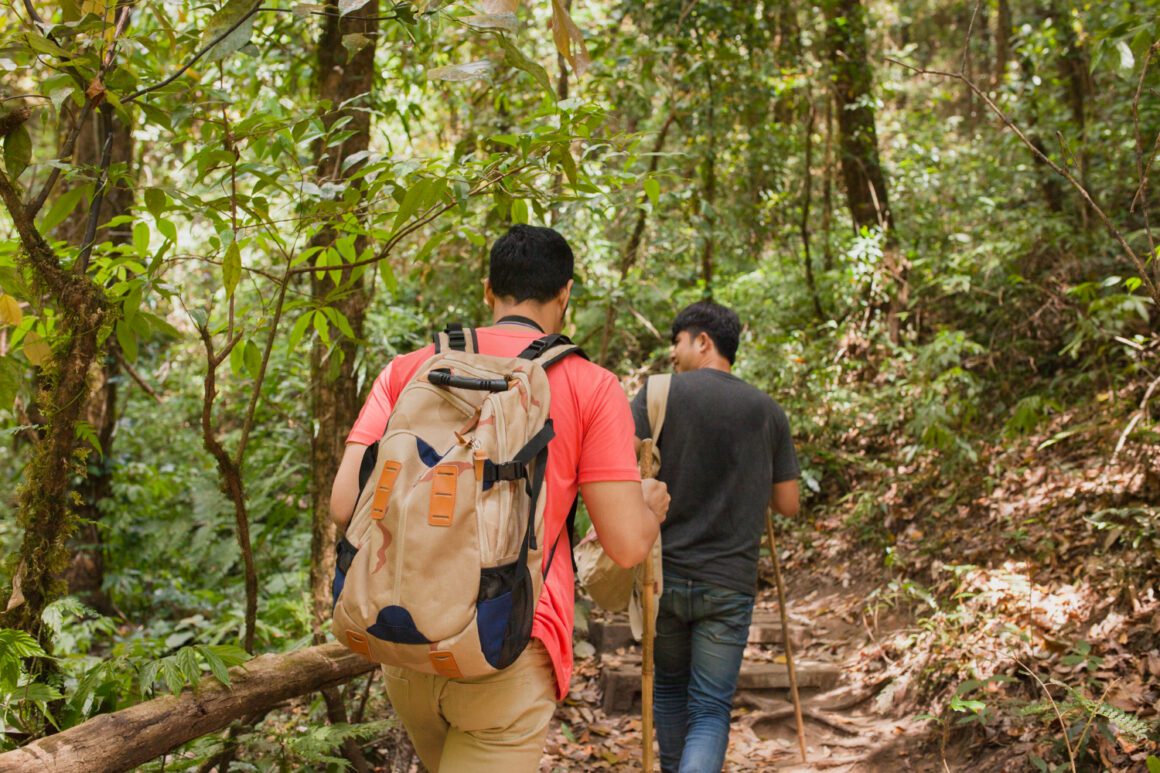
[[534, 403, 1160, 772], [359, 399, 1159, 772]]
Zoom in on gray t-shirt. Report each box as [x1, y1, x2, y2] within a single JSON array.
[[632, 369, 799, 595]]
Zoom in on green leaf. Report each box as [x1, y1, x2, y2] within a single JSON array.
[[133, 221, 151, 255], [321, 306, 356, 340], [115, 319, 139, 363], [162, 659, 184, 696], [229, 337, 247, 376], [288, 310, 314, 351], [157, 218, 177, 243], [242, 339, 260, 378], [498, 35, 553, 96], [1145, 755, 1160, 773], [510, 198, 529, 224], [4, 123, 32, 180], [392, 179, 431, 234], [223, 242, 242, 299], [338, 0, 368, 14], [176, 647, 201, 689], [144, 188, 166, 218], [196, 646, 230, 686], [74, 420, 102, 455], [39, 184, 90, 234], [200, 0, 258, 64], [14, 682, 63, 702], [644, 177, 660, 207], [0, 356, 24, 411]]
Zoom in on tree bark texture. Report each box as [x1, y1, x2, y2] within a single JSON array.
[[58, 106, 135, 612], [0, 154, 110, 650], [822, 0, 894, 235], [309, 0, 379, 638], [0, 643, 377, 773]]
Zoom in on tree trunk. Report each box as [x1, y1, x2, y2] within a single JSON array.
[[58, 106, 135, 613], [0, 167, 109, 652], [309, 0, 379, 638], [822, 95, 835, 271], [0, 643, 377, 773], [822, 0, 894, 236], [801, 104, 825, 319], [993, 0, 1011, 89], [822, 0, 904, 340], [307, 8, 379, 770]]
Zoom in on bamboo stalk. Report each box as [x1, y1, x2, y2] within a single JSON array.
[[765, 509, 807, 763]]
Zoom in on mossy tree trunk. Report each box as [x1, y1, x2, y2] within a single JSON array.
[[0, 160, 111, 652]]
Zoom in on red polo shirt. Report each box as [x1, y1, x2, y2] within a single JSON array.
[[346, 325, 640, 699]]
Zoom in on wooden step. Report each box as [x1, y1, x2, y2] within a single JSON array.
[[599, 656, 841, 714], [589, 609, 805, 654]]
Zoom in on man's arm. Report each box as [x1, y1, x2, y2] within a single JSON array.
[[330, 443, 368, 530], [771, 480, 800, 518], [582, 479, 669, 568]]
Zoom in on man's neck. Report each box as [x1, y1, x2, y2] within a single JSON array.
[[490, 302, 559, 334]]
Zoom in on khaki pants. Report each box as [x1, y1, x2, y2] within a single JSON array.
[[383, 641, 557, 772]]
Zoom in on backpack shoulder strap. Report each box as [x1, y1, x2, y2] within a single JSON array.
[[433, 322, 479, 354], [646, 373, 672, 441], [518, 334, 589, 368]]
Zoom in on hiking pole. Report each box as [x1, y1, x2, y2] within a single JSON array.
[[765, 507, 807, 763], [638, 439, 658, 772]]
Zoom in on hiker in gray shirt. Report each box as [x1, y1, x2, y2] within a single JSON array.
[[632, 300, 800, 773]]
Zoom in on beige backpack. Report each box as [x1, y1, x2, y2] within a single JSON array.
[[575, 373, 669, 640], [332, 324, 582, 678]]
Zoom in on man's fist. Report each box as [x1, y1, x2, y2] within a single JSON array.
[[641, 478, 670, 523]]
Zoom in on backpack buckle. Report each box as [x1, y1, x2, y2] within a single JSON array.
[[481, 460, 528, 483]]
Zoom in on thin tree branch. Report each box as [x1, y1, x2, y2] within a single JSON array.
[[233, 264, 293, 468], [287, 161, 532, 277], [1130, 41, 1157, 273], [886, 57, 1160, 310], [74, 105, 116, 274], [123, 1, 262, 104], [113, 347, 164, 403]]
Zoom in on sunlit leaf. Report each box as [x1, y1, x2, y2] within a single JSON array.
[[477, 0, 519, 12], [644, 177, 660, 207], [463, 13, 518, 31], [23, 332, 51, 367], [338, 0, 369, 15], [342, 33, 373, 57], [0, 295, 23, 326], [427, 60, 496, 83], [200, 0, 259, 64]]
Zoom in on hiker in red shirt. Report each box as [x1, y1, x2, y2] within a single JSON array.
[[330, 225, 669, 772]]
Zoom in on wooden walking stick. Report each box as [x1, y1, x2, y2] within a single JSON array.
[[765, 508, 807, 763], [638, 439, 658, 772]]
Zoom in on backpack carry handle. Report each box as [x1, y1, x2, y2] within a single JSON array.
[[428, 368, 510, 392]]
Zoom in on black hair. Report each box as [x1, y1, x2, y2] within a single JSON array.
[[671, 300, 741, 364], [487, 225, 574, 303]]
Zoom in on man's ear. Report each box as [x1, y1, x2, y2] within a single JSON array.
[[696, 331, 712, 353], [557, 280, 573, 311], [483, 279, 496, 310]]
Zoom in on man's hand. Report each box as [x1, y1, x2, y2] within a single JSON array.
[[642, 478, 670, 524]]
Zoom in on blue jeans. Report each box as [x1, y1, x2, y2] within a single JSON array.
[[652, 574, 755, 773]]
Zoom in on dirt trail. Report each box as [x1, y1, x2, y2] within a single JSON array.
[[541, 573, 945, 772]]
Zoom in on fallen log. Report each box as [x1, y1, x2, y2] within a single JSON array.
[[0, 642, 376, 773]]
